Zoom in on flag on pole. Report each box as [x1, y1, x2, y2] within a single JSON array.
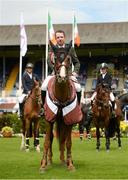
[[48, 13, 56, 45], [20, 14, 27, 57], [73, 15, 80, 47]]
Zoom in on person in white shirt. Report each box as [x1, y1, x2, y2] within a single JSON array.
[[41, 30, 81, 105]]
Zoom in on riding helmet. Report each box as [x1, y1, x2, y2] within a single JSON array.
[[26, 63, 34, 68], [100, 63, 108, 69]]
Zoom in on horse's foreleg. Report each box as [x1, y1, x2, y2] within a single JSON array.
[[116, 122, 121, 148], [25, 119, 31, 152], [40, 122, 53, 171], [20, 119, 26, 150], [96, 127, 100, 150], [47, 128, 54, 165], [59, 131, 66, 164], [34, 119, 40, 152], [105, 128, 110, 151], [79, 121, 84, 141], [20, 133, 26, 150], [66, 126, 75, 171]]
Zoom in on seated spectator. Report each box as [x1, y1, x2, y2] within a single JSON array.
[[111, 78, 119, 90], [92, 79, 97, 90], [124, 75, 128, 90]]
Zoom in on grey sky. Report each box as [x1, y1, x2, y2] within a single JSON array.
[[0, 0, 128, 25]]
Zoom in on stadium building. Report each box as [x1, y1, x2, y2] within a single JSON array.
[[0, 22, 128, 111]]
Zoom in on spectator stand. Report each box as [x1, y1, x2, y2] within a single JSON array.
[[92, 79, 97, 91], [123, 105, 128, 122]]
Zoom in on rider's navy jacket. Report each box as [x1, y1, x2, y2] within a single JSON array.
[[97, 72, 112, 89], [22, 72, 40, 94]]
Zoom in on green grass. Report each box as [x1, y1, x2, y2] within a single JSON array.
[[0, 136, 128, 179]]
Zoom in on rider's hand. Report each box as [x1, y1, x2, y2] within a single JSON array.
[[72, 72, 78, 77], [28, 91, 31, 95]]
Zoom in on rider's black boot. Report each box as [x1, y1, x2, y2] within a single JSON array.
[[19, 103, 24, 118], [111, 101, 116, 117]]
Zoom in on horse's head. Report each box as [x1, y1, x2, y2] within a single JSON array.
[[49, 40, 72, 82], [96, 83, 110, 106], [30, 79, 41, 104]]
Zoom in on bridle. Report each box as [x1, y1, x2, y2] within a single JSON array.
[[95, 85, 110, 108], [55, 57, 71, 83], [27, 83, 42, 105]]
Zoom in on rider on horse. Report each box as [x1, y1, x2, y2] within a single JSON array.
[[90, 62, 116, 116], [41, 30, 81, 106], [18, 62, 41, 118]]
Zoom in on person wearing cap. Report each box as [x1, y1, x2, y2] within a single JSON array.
[[41, 30, 81, 105], [90, 62, 116, 115], [18, 62, 41, 118]]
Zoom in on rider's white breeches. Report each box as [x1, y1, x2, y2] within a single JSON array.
[[41, 75, 81, 92], [18, 94, 27, 103], [70, 76, 81, 92], [110, 92, 115, 101], [90, 92, 97, 101], [41, 75, 53, 91]]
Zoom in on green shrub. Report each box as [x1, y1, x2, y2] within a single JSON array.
[[0, 113, 46, 135], [0, 113, 21, 133], [39, 117, 46, 134], [1, 126, 13, 134]]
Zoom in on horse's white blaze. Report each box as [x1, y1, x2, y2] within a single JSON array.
[[60, 65, 66, 78]]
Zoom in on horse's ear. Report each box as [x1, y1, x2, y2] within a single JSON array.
[[66, 40, 72, 52], [49, 40, 58, 53]]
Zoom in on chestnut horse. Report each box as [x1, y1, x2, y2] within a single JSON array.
[[40, 41, 82, 172], [20, 80, 42, 152], [92, 83, 122, 151]]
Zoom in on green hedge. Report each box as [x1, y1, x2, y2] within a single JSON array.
[[0, 113, 46, 134], [0, 113, 21, 133]]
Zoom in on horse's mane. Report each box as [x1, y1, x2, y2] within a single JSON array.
[[96, 83, 110, 98]]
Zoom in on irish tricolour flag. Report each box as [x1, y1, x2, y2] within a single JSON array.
[[73, 15, 80, 47], [48, 13, 56, 45]]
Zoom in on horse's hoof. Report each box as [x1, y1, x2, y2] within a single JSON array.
[[118, 146, 122, 150], [106, 149, 110, 153], [36, 145, 40, 153], [20, 146, 25, 151], [47, 160, 52, 166], [39, 167, 46, 173], [96, 148, 100, 152], [61, 160, 66, 166], [25, 148, 30, 152], [67, 165, 76, 172]]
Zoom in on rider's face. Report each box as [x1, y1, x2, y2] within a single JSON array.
[[26, 67, 33, 73], [55, 32, 65, 46], [100, 68, 107, 74]]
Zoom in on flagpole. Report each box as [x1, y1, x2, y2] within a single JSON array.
[[72, 12, 75, 48], [45, 10, 49, 78], [72, 12, 75, 72], [19, 53, 22, 94]]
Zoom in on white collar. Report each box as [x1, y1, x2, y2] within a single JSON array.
[[27, 72, 32, 79], [57, 44, 65, 48]]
